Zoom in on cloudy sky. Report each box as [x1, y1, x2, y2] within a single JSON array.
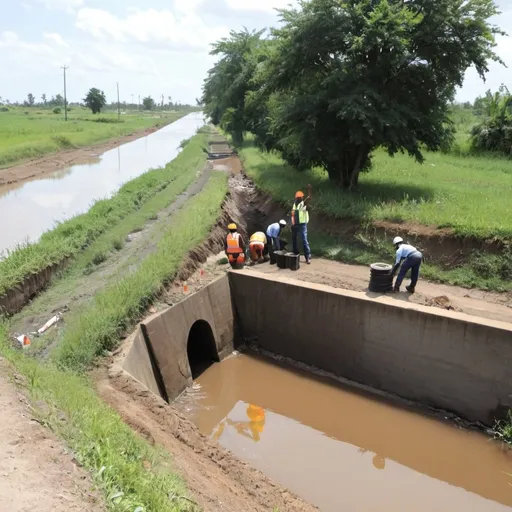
[[0, 0, 511, 105]]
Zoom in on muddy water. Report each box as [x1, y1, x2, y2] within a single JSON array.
[[175, 353, 512, 512], [0, 112, 205, 255]]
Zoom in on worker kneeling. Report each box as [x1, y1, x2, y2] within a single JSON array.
[[225, 223, 246, 269], [249, 231, 269, 264]]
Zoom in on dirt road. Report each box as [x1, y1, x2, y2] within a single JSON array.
[[0, 126, 160, 187], [0, 359, 104, 512], [250, 258, 512, 324]]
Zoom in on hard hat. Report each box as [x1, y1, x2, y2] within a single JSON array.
[[393, 236, 404, 245], [279, 219, 287, 227], [295, 191, 305, 199], [228, 223, 237, 230]]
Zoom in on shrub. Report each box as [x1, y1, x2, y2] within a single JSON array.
[[0, 106, 9, 112], [53, 107, 61, 114]]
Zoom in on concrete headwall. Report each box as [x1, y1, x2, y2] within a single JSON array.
[[229, 271, 512, 425], [123, 275, 235, 401]]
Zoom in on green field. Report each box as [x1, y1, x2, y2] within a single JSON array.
[[239, 136, 512, 240], [0, 107, 189, 168]]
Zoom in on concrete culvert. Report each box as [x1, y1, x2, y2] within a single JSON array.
[[187, 320, 220, 379]]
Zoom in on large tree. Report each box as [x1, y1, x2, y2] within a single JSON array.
[[257, 0, 503, 188], [84, 88, 107, 114], [202, 29, 265, 145], [142, 96, 155, 110]]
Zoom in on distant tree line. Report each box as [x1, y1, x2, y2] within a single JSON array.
[[0, 90, 195, 113], [202, 0, 503, 188]]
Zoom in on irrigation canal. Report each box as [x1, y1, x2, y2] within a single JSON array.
[[0, 112, 205, 254]]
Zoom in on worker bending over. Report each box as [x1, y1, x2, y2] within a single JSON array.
[[225, 223, 245, 269], [266, 219, 288, 251], [291, 187, 312, 264], [391, 236, 423, 293], [249, 231, 269, 264]]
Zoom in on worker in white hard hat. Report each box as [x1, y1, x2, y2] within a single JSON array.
[[266, 219, 288, 252], [391, 236, 423, 293]]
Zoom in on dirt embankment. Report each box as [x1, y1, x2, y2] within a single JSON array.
[[0, 125, 161, 187], [0, 359, 104, 512]]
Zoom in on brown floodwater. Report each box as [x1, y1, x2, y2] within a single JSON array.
[[174, 352, 512, 512]]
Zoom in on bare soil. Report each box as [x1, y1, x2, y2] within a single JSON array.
[[0, 126, 160, 187], [0, 359, 104, 512]]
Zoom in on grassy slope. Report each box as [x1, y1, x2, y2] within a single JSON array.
[[0, 170, 229, 511], [0, 132, 208, 297], [0, 108, 188, 168], [239, 138, 512, 291], [239, 136, 512, 239], [54, 172, 228, 372]]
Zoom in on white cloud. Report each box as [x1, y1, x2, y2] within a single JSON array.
[[43, 32, 69, 47], [224, 0, 296, 13], [0, 31, 55, 55], [75, 7, 228, 51], [34, 0, 84, 13]]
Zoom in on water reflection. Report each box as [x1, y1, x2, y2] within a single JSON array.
[[213, 404, 266, 443], [0, 112, 205, 254]]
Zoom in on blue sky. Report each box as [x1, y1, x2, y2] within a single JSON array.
[[0, 0, 511, 105]]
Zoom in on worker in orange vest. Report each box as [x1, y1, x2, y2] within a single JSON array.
[[225, 223, 246, 269], [249, 231, 269, 264]]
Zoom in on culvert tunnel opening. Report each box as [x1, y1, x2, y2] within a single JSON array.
[[187, 320, 220, 379]]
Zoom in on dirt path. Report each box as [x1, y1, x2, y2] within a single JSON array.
[[0, 126, 161, 187], [0, 359, 104, 512], [250, 258, 512, 324]]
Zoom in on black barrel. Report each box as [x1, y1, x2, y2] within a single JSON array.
[[369, 262, 393, 292], [285, 253, 300, 271], [275, 251, 287, 269]]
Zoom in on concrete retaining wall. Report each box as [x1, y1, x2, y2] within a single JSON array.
[[229, 271, 512, 425], [123, 275, 235, 401]]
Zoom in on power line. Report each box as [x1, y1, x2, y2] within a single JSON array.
[[61, 65, 69, 121]]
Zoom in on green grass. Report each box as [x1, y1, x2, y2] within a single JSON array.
[[0, 324, 196, 512], [53, 171, 228, 373], [0, 107, 189, 168], [238, 136, 512, 239], [494, 411, 512, 446], [0, 132, 208, 297]]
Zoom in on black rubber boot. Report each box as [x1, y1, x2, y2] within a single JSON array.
[[406, 285, 415, 294], [393, 285, 400, 293]]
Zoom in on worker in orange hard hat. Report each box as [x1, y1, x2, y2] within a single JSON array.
[[225, 223, 246, 269], [291, 185, 312, 264], [248, 231, 269, 264]]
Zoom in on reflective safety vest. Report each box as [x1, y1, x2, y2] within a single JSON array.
[[291, 201, 309, 225], [249, 232, 267, 245], [226, 232, 243, 254]]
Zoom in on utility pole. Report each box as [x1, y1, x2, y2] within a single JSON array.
[[61, 65, 69, 121], [116, 82, 120, 122], [131, 94, 134, 109], [138, 94, 140, 112]]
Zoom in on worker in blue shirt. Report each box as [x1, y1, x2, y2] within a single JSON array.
[[391, 237, 423, 293], [266, 220, 288, 252]]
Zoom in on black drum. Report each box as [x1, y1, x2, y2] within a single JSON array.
[[369, 263, 393, 292]]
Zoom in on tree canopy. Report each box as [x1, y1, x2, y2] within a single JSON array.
[[142, 96, 156, 110], [84, 88, 107, 114], [202, 0, 503, 188]]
